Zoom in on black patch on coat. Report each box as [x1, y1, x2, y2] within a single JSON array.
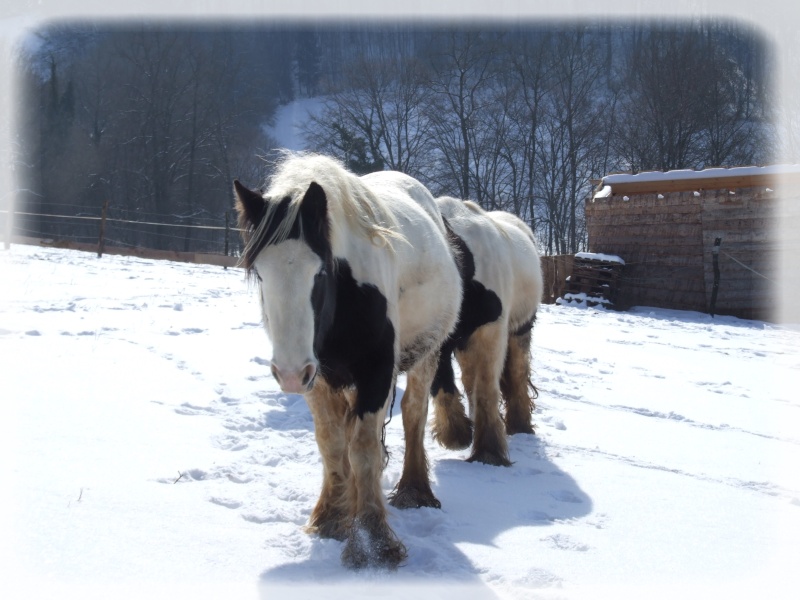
[[313, 258, 396, 418], [431, 222, 503, 397]]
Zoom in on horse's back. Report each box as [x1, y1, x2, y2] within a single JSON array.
[[438, 197, 542, 330], [437, 196, 511, 290], [487, 210, 543, 328]]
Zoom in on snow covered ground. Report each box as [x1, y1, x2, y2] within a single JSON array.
[[2, 244, 799, 599], [265, 98, 326, 152]]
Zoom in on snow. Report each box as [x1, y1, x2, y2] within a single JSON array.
[[592, 185, 611, 201], [600, 164, 800, 186], [593, 165, 800, 200], [574, 252, 625, 265], [265, 98, 327, 152], [2, 244, 800, 599], [556, 292, 612, 307]]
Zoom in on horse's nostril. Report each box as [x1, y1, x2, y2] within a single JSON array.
[[270, 363, 281, 382], [301, 363, 317, 387]]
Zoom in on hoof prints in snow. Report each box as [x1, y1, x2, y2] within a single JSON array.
[[166, 327, 206, 336], [9, 246, 799, 590], [550, 490, 583, 504], [210, 497, 243, 509], [542, 533, 591, 552]]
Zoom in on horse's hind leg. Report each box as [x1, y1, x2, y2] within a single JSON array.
[[456, 321, 511, 467], [430, 346, 473, 451], [390, 350, 442, 509], [304, 378, 351, 541], [501, 323, 537, 435]]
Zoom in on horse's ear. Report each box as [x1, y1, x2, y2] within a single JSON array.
[[233, 180, 265, 226], [300, 182, 331, 260]]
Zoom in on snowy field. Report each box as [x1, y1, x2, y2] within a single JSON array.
[[2, 244, 799, 599]]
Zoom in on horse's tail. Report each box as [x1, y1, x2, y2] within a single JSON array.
[[502, 313, 539, 408], [441, 217, 475, 284]]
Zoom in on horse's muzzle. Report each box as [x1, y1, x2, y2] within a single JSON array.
[[271, 361, 317, 394]]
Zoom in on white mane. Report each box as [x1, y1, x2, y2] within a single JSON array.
[[257, 152, 403, 251]]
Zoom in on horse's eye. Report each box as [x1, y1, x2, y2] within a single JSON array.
[[254, 270, 263, 282]]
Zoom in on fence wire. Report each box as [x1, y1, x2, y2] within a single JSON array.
[[1, 208, 243, 257]]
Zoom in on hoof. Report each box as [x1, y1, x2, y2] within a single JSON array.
[[505, 421, 535, 436], [305, 518, 348, 542], [432, 414, 474, 450], [389, 485, 442, 510], [341, 518, 407, 570], [432, 392, 473, 450], [467, 448, 512, 467], [307, 503, 349, 541]]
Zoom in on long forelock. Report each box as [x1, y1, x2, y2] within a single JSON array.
[[239, 153, 410, 276], [238, 195, 303, 279], [268, 153, 404, 248]]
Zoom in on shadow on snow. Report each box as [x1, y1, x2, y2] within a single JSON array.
[[258, 385, 591, 595]]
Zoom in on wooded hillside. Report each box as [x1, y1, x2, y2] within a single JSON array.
[[12, 21, 773, 255]]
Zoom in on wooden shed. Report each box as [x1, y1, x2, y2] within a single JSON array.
[[584, 165, 800, 320]]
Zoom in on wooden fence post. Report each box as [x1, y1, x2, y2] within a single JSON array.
[[709, 237, 722, 317], [97, 200, 108, 257], [224, 210, 230, 257]]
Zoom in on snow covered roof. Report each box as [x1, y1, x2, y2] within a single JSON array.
[[575, 251, 625, 265], [593, 164, 800, 199]]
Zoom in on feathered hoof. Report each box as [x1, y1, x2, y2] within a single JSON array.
[[432, 411, 474, 450], [340, 517, 407, 570], [505, 420, 535, 436], [388, 485, 442, 510], [305, 517, 348, 542], [307, 502, 349, 541], [467, 448, 512, 467]]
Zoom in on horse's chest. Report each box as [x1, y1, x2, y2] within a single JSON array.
[[316, 259, 395, 391]]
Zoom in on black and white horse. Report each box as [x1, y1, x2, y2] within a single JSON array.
[[234, 153, 461, 568], [430, 197, 544, 467]]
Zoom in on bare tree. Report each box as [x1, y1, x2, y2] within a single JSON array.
[[616, 26, 711, 172], [505, 30, 555, 228], [698, 26, 771, 166], [305, 54, 433, 176], [423, 31, 502, 204], [535, 27, 614, 253]]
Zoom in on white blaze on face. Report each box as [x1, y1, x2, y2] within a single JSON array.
[[253, 240, 323, 394]]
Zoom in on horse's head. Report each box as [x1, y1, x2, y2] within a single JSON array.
[[234, 180, 336, 394]]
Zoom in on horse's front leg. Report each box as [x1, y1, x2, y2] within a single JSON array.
[[390, 350, 441, 509], [341, 378, 407, 569], [431, 344, 473, 451], [304, 377, 351, 541]]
